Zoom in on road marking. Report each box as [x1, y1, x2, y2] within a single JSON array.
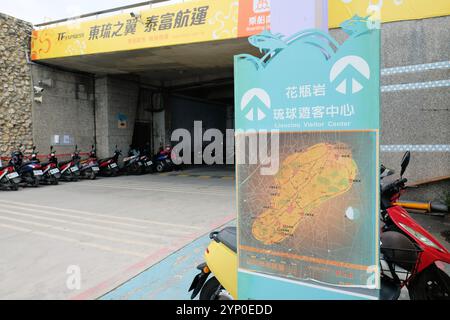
[[0, 222, 30, 233], [71, 216, 236, 300], [0, 199, 202, 230], [0, 222, 146, 258], [0, 208, 176, 241], [77, 183, 231, 197], [81, 181, 231, 193], [0, 214, 159, 249], [0, 203, 148, 230]]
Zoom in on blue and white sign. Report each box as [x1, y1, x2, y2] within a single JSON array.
[[235, 15, 381, 300]]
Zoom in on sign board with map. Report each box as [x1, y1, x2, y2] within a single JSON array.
[[234, 15, 380, 299]]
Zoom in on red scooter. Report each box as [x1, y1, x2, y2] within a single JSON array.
[[31, 146, 61, 185], [97, 145, 121, 177], [380, 151, 450, 300], [189, 151, 450, 300], [0, 161, 21, 190]]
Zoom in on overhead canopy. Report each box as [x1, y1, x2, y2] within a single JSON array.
[[31, 0, 450, 85]]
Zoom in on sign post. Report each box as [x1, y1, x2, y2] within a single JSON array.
[[234, 13, 381, 299]]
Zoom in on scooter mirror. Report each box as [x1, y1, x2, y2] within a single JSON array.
[[400, 151, 411, 177]]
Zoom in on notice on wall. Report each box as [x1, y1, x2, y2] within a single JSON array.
[[234, 15, 380, 299], [117, 113, 128, 129]]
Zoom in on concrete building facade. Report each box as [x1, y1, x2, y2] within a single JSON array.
[[0, 6, 448, 201]]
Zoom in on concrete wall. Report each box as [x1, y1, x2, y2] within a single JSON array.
[[31, 64, 95, 157], [0, 13, 33, 157], [330, 15, 450, 201], [30, 69, 140, 160], [94, 75, 139, 159]]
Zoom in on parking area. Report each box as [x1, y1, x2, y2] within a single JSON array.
[[0, 167, 236, 299]]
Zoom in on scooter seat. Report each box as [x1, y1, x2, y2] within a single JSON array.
[[20, 162, 34, 168], [98, 157, 112, 163], [216, 227, 237, 253]]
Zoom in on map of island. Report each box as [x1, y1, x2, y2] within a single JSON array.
[[252, 142, 357, 245]]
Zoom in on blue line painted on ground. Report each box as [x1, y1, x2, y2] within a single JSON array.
[[101, 220, 235, 300]]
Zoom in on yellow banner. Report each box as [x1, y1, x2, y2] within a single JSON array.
[[31, 0, 239, 60], [329, 0, 450, 28], [32, 0, 450, 60]]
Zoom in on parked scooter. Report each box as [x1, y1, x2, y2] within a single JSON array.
[[97, 145, 121, 177], [189, 152, 450, 300], [31, 146, 61, 185], [153, 145, 176, 173], [75, 145, 99, 180], [0, 161, 21, 191], [122, 146, 144, 175], [139, 143, 154, 174], [9, 146, 43, 187], [57, 146, 80, 182], [379, 152, 450, 300]]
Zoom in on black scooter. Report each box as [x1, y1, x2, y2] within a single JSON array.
[[9, 146, 42, 187]]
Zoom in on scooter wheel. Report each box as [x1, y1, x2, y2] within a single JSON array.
[[89, 171, 96, 180], [199, 277, 229, 300], [156, 163, 164, 173], [408, 264, 450, 300]]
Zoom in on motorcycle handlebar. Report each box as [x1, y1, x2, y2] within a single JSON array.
[[381, 178, 408, 194]]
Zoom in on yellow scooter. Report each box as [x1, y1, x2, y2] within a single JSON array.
[[188, 202, 448, 300], [189, 227, 238, 300]]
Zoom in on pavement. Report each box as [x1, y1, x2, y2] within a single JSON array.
[[0, 164, 448, 300], [0, 167, 236, 299], [100, 220, 236, 300]]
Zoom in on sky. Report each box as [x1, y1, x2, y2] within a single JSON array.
[[0, 0, 180, 25]]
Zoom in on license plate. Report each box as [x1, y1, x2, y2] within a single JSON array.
[[92, 166, 99, 172], [110, 163, 117, 169], [49, 168, 60, 175], [137, 162, 143, 166], [146, 161, 153, 166], [71, 166, 79, 172], [7, 172, 19, 179], [33, 170, 43, 176]]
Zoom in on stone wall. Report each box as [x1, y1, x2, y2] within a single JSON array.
[[0, 13, 33, 157]]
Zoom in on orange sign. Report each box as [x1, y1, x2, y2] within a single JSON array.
[[238, 0, 271, 37]]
